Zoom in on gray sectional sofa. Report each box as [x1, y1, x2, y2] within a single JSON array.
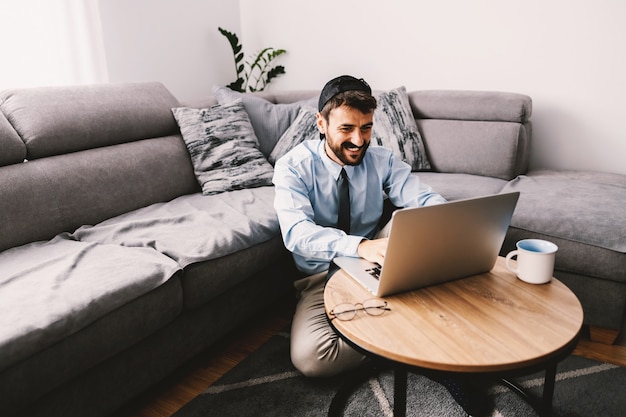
[[0, 82, 624, 417]]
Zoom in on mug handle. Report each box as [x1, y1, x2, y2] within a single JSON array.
[[505, 250, 519, 273]]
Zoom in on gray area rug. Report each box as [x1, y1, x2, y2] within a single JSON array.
[[173, 331, 626, 416]]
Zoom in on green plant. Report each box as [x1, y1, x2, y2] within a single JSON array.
[[218, 27, 286, 92]]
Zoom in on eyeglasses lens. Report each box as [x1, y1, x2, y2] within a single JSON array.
[[331, 303, 358, 321], [363, 299, 388, 316]]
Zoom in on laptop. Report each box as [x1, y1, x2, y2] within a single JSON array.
[[332, 192, 520, 297]]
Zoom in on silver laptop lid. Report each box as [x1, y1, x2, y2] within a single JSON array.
[[375, 192, 520, 296], [333, 192, 520, 297]]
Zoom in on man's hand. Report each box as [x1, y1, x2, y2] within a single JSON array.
[[357, 238, 388, 266]]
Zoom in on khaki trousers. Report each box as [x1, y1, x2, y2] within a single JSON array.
[[289, 221, 393, 377]]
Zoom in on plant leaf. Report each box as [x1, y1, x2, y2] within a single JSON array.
[[249, 47, 273, 70], [219, 27, 247, 87], [218, 27, 287, 92], [269, 49, 287, 59], [218, 27, 241, 52], [266, 66, 286, 84], [227, 78, 245, 93]]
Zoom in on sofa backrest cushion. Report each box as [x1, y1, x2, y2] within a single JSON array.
[[0, 82, 200, 252], [0, 111, 25, 166], [0, 82, 181, 159], [417, 119, 530, 180], [263, 89, 532, 180], [0, 135, 198, 252], [408, 90, 532, 122], [408, 90, 532, 180]]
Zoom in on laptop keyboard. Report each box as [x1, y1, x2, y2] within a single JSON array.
[[365, 263, 382, 280]]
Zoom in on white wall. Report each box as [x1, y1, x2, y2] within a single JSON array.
[[239, 0, 626, 175], [97, 0, 240, 101], [0, 0, 109, 89], [6, 1, 623, 175]]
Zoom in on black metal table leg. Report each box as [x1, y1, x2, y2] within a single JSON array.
[[500, 361, 559, 417], [393, 367, 408, 417], [542, 362, 557, 416]]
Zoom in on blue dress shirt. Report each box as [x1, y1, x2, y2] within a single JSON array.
[[272, 139, 446, 275]]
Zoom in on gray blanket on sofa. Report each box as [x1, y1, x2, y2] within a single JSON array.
[[0, 235, 180, 371], [71, 186, 280, 267]]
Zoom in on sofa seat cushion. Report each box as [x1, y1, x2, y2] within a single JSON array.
[[0, 234, 181, 373], [501, 170, 626, 282], [0, 277, 182, 416], [502, 227, 625, 286], [416, 172, 509, 201], [502, 170, 626, 253], [72, 186, 280, 268], [181, 235, 290, 309]]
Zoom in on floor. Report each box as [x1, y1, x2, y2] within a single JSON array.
[[117, 296, 626, 417]]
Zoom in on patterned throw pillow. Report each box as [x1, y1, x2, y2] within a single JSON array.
[[212, 85, 317, 157], [372, 86, 431, 171], [268, 106, 318, 165], [172, 99, 274, 195]]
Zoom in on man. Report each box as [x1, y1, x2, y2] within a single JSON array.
[[273, 75, 488, 415], [273, 74, 446, 373]]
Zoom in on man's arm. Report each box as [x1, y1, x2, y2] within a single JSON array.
[[384, 153, 447, 208], [358, 152, 445, 266], [273, 161, 364, 268]]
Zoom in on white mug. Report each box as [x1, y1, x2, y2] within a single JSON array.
[[505, 239, 558, 284]]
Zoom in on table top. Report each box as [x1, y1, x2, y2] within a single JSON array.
[[324, 257, 584, 373]]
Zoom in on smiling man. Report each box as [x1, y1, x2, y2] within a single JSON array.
[[273, 74, 447, 373], [272, 75, 491, 416]]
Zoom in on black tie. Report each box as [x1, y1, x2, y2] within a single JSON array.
[[337, 168, 350, 234]]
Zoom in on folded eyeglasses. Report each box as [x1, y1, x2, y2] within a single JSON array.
[[329, 299, 390, 321]]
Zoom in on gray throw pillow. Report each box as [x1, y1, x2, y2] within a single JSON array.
[[268, 106, 318, 165], [172, 99, 274, 195], [373, 86, 431, 171], [212, 85, 316, 157]]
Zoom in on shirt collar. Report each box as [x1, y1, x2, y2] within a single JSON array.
[[317, 139, 351, 180]]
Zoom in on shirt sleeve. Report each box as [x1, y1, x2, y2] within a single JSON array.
[[272, 160, 364, 266], [384, 153, 447, 208]]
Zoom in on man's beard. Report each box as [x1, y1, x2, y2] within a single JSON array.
[[326, 135, 369, 166]]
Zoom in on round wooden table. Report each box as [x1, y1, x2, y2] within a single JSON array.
[[324, 257, 584, 416]]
